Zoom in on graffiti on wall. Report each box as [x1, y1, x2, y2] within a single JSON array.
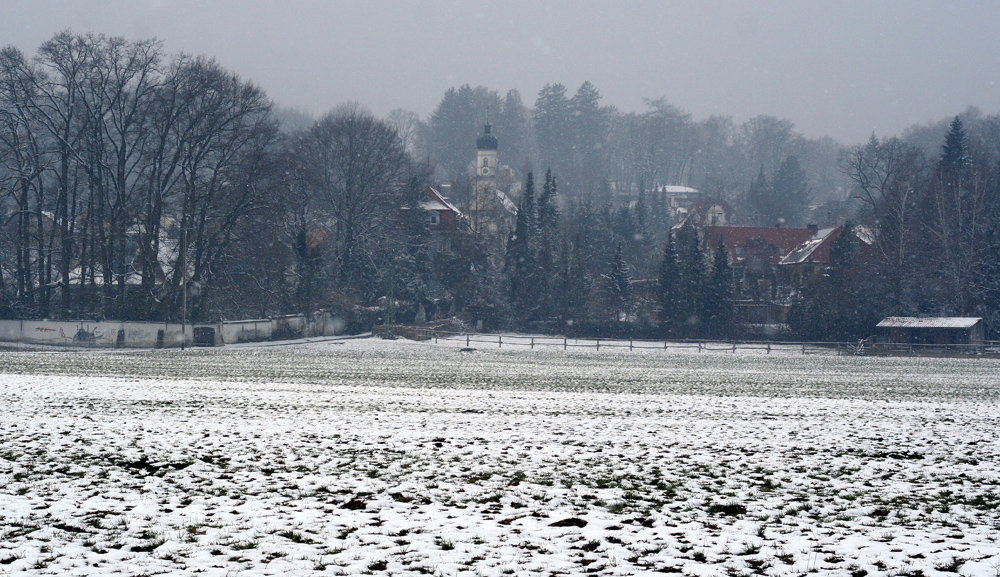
[[58, 324, 105, 343]]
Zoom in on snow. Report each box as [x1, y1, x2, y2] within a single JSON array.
[[876, 317, 983, 329], [2, 338, 1000, 575]]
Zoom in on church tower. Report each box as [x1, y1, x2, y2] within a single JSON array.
[[476, 122, 498, 180], [471, 121, 499, 234]]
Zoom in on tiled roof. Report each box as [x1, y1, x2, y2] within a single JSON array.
[[779, 227, 842, 265], [704, 226, 815, 265]]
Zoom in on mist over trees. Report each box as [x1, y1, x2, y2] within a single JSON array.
[[2, 31, 1000, 340]]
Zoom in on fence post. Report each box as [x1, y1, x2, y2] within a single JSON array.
[[499, 335, 502, 348], [802, 343, 806, 354], [630, 339, 633, 351], [564, 337, 567, 350], [596, 339, 600, 351], [698, 342, 703, 353], [466, 333, 470, 347], [732, 341, 736, 353], [767, 343, 771, 354], [531, 337, 534, 350]]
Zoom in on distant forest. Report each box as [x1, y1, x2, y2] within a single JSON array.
[[2, 32, 999, 339]]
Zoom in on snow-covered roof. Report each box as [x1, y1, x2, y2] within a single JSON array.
[[779, 227, 839, 265], [496, 189, 517, 215], [656, 185, 700, 195], [422, 187, 463, 217], [876, 317, 982, 329]]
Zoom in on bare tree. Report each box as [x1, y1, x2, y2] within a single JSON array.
[[157, 56, 277, 321], [299, 104, 409, 298], [0, 46, 44, 315], [385, 108, 422, 157]]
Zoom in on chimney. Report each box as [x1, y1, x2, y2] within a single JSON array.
[[807, 223, 818, 230]]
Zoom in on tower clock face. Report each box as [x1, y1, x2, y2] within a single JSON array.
[[481, 167, 490, 176]]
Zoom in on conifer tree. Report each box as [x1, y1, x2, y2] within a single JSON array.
[[556, 235, 588, 326], [505, 172, 541, 322], [538, 169, 559, 232], [603, 241, 631, 322], [657, 235, 680, 334], [744, 167, 772, 226], [771, 156, 810, 226], [674, 220, 705, 334], [701, 236, 734, 338], [536, 169, 560, 318], [534, 84, 573, 183]]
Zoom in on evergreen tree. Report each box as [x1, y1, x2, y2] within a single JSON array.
[[536, 169, 560, 318], [674, 220, 705, 335], [744, 166, 772, 226], [787, 223, 878, 341], [494, 89, 534, 178], [534, 84, 574, 188], [603, 241, 631, 322], [829, 221, 860, 266], [701, 236, 734, 338], [770, 156, 810, 226], [390, 176, 435, 317], [426, 85, 502, 181], [538, 169, 559, 231], [505, 172, 540, 322], [556, 235, 589, 326], [657, 235, 680, 334], [918, 115, 981, 315], [570, 81, 609, 195], [743, 157, 809, 227]]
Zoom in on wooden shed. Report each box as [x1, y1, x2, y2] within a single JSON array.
[[876, 317, 984, 346]]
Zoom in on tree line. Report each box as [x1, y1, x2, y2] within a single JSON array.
[[2, 32, 999, 340], [789, 115, 1000, 340]]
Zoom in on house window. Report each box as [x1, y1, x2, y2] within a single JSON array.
[[429, 214, 440, 225], [482, 157, 489, 167], [735, 246, 744, 257], [711, 215, 719, 225]]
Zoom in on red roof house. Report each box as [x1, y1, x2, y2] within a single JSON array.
[[419, 187, 465, 232], [703, 226, 816, 271]]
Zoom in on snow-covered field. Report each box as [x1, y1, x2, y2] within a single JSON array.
[[2, 338, 1000, 576]]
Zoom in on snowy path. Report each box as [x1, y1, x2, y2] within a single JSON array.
[[2, 338, 1000, 575]]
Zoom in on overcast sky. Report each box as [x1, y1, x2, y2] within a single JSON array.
[[2, 0, 998, 144]]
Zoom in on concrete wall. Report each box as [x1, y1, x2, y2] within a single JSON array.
[[0, 319, 187, 348], [0, 313, 341, 348], [220, 319, 273, 344]]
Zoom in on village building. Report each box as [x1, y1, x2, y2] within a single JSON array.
[[420, 186, 464, 233], [777, 225, 846, 288], [701, 224, 869, 325], [468, 122, 517, 239], [673, 198, 734, 229]]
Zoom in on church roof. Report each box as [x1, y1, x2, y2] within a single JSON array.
[[477, 123, 498, 150]]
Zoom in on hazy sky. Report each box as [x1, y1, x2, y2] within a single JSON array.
[[2, 0, 998, 144]]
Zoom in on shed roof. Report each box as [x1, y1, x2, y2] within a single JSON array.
[[876, 317, 982, 329]]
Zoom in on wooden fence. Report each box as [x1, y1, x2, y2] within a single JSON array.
[[373, 325, 1000, 357]]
